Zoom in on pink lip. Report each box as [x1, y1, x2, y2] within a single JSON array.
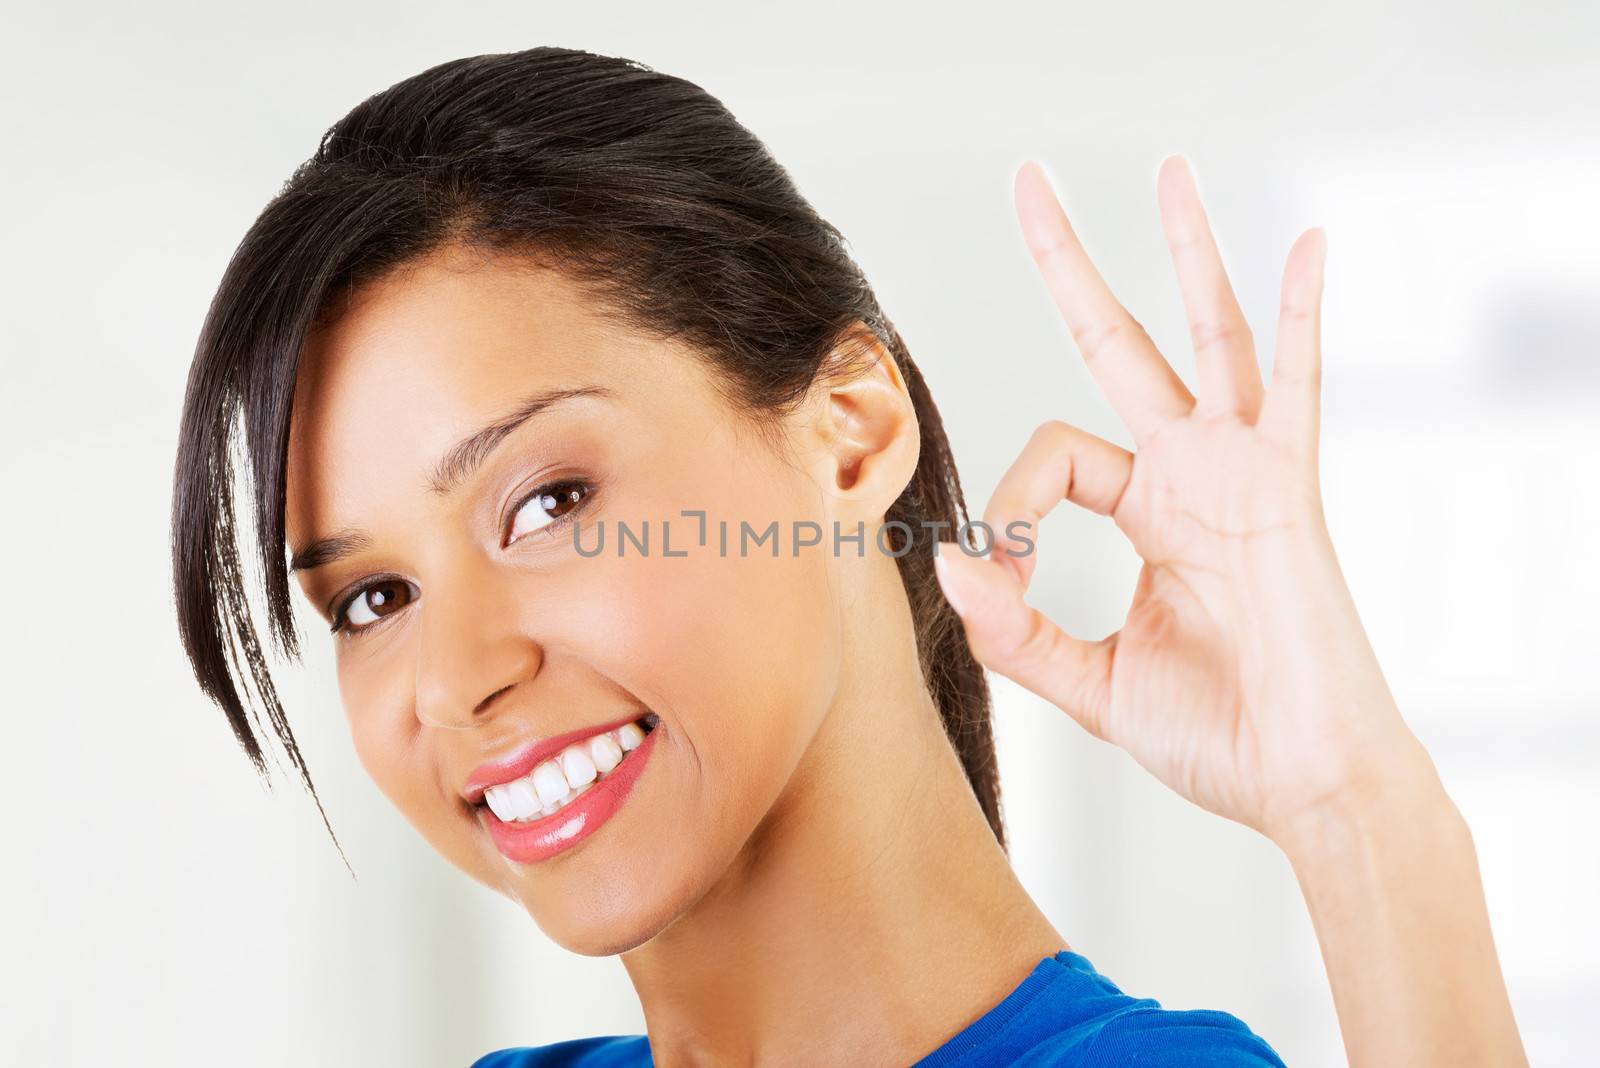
[[480, 725, 660, 864], [461, 711, 648, 804]]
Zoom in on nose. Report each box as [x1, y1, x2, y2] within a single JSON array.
[[412, 558, 543, 729]]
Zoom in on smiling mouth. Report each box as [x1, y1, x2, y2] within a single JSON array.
[[479, 712, 659, 823]]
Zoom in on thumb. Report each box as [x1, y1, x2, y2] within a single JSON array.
[[933, 545, 1116, 739]]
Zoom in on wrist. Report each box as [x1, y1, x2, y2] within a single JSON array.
[[1265, 737, 1525, 1068], [1266, 737, 1462, 871]]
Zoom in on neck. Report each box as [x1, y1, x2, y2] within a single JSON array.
[[618, 573, 1066, 1065]]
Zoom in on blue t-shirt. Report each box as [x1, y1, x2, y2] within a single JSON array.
[[471, 950, 1286, 1066]]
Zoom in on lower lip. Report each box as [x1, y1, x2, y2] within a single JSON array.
[[479, 726, 660, 865]]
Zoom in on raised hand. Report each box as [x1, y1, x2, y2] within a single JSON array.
[[931, 155, 1528, 1068], [932, 156, 1428, 843]]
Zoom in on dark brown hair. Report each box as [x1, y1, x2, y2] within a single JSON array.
[[171, 46, 1005, 849]]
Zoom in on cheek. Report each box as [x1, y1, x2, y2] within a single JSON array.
[[335, 644, 435, 820], [335, 648, 499, 883], [559, 521, 844, 807]]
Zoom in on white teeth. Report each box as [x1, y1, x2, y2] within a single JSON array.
[[484, 787, 515, 823], [531, 761, 569, 807], [590, 734, 623, 774], [482, 717, 655, 822], [485, 775, 540, 821], [505, 778, 540, 820], [561, 746, 598, 788]]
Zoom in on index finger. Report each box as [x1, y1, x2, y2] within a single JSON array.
[[981, 418, 1135, 590], [1015, 161, 1195, 444]]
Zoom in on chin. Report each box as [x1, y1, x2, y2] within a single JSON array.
[[515, 860, 706, 958]]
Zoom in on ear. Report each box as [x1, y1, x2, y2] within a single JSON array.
[[805, 325, 921, 518]]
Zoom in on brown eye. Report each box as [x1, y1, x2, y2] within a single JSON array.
[[508, 480, 590, 542], [343, 580, 414, 630]]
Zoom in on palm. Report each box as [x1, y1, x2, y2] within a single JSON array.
[[935, 157, 1399, 836], [1102, 414, 1313, 827]]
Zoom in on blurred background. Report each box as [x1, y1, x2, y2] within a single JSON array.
[[2, 2, 1596, 1065]]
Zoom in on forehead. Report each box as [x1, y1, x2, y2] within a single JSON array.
[[284, 245, 705, 538]]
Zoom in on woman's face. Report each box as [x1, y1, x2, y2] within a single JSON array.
[[284, 245, 867, 955]]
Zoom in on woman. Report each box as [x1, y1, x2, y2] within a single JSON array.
[[170, 46, 1528, 1066]]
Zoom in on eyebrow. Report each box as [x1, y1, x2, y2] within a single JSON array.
[[288, 384, 613, 573]]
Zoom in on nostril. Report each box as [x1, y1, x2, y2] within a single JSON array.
[[472, 684, 517, 718]]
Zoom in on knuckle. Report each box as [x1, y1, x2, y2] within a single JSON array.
[[1030, 418, 1075, 449], [1166, 229, 1208, 257], [1031, 232, 1075, 269], [1012, 607, 1060, 668], [1274, 360, 1321, 389], [1072, 315, 1136, 362], [1279, 300, 1316, 324], [1189, 318, 1249, 352]]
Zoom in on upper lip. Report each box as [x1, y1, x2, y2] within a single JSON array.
[[461, 711, 647, 804]]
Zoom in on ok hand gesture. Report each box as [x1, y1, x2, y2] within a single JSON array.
[[934, 157, 1425, 844]]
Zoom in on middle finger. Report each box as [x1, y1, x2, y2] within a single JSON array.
[[1015, 160, 1195, 445], [1155, 155, 1264, 419]]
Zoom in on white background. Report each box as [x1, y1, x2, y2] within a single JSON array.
[[2, 2, 1597, 1065]]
